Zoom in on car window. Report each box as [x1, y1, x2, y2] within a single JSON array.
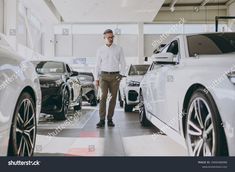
[[78, 75, 94, 82], [160, 44, 170, 53], [167, 40, 179, 55], [128, 65, 150, 75], [36, 61, 65, 74], [66, 64, 71, 73], [187, 33, 235, 57]]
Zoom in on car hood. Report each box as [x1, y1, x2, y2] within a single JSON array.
[[126, 75, 144, 82], [38, 74, 63, 82], [81, 81, 94, 87]]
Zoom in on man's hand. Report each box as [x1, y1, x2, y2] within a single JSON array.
[[95, 80, 99, 87]]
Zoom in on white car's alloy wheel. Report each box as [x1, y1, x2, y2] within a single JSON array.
[[8, 92, 36, 156], [186, 97, 215, 156]]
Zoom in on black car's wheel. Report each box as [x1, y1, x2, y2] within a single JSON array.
[[124, 98, 133, 112], [74, 94, 82, 111], [8, 92, 37, 156], [139, 91, 150, 126], [90, 98, 97, 106], [185, 88, 228, 156], [88, 92, 97, 106], [54, 88, 69, 120], [119, 91, 123, 108]]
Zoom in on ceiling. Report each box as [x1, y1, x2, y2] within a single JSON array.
[[163, 0, 231, 7], [51, 0, 164, 23]]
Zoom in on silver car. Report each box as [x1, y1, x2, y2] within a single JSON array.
[[0, 35, 41, 156]]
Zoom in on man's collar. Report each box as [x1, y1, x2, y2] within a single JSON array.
[[105, 43, 115, 48]]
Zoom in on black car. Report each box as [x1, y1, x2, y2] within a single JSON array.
[[77, 72, 98, 106], [32, 61, 82, 120]]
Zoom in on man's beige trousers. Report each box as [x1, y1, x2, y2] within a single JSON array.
[[99, 73, 121, 120]]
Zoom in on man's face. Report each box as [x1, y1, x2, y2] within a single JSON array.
[[104, 33, 114, 45]]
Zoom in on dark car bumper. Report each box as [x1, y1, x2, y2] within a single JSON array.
[[41, 86, 63, 114]]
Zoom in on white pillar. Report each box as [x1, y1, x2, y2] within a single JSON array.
[[138, 22, 144, 64], [0, 0, 3, 33], [228, 2, 235, 31], [3, 0, 17, 49], [42, 24, 55, 58]]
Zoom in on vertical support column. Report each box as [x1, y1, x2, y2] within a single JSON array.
[[42, 24, 55, 58], [228, 2, 235, 31], [138, 22, 144, 64], [0, 0, 4, 33], [3, 0, 17, 49]]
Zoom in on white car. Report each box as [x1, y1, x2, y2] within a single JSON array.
[[119, 64, 149, 112], [0, 34, 41, 156], [139, 32, 235, 156]]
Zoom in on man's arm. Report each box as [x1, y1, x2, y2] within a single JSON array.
[[119, 47, 126, 76], [95, 49, 101, 87]]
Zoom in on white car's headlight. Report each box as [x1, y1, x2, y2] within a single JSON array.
[[127, 81, 140, 87], [227, 71, 235, 84]]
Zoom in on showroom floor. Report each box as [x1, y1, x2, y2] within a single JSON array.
[[35, 103, 187, 156]]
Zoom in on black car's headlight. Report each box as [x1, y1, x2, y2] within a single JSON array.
[[127, 81, 140, 87], [41, 80, 62, 88], [227, 71, 235, 84]]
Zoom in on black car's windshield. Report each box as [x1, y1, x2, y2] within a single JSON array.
[[187, 33, 235, 56], [128, 65, 150, 76], [35, 61, 65, 74], [78, 74, 94, 82]]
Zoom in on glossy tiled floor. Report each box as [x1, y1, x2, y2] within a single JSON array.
[[35, 103, 187, 156]]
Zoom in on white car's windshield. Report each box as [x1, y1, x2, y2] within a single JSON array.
[[128, 65, 150, 76], [78, 75, 94, 82], [187, 33, 235, 56], [34, 61, 65, 74]]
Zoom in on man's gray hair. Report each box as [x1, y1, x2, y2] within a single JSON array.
[[103, 29, 113, 35]]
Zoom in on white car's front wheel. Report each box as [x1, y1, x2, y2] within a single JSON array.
[[8, 92, 37, 156], [139, 91, 150, 126], [186, 88, 228, 156]]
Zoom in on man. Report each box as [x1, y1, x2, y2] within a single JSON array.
[[95, 29, 126, 128]]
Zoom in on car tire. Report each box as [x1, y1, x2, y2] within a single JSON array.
[[88, 92, 97, 106], [74, 104, 81, 111], [124, 98, 133, 112], [54, 88, 69, 120], [8, 92, 37, 156], [118, 91, 123, 107], [139, 91, 150, 126], [74, 93, 82, 111], [90, 98, 97, 106], [185, 88, 228, 156]]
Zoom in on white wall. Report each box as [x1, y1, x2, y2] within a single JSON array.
[[0, 0, 3, 33], [54, 33, 139, 65]]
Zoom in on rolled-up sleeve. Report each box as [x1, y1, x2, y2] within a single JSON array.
[[95, 49, 101, 80], [119, 47, 126, 76]]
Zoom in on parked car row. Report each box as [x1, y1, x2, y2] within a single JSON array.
[[0, 34, 98, 156], [32, 61, 83, 120], [77, 72, 98, 106], [119, 64, 150, 112]]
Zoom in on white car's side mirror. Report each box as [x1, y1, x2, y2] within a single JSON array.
[[152, 52, 177, 64]]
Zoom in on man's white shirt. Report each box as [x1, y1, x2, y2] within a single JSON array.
[[95, 43, 126, 80]]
